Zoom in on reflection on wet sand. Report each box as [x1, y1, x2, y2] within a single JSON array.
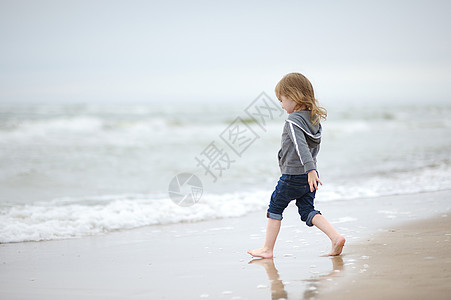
[[303, 256, 344, 299], [248, 258, 288, 300], [249, 256, 344, 299]]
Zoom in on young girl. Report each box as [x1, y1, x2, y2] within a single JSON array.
[[248, 73, 345, 258]]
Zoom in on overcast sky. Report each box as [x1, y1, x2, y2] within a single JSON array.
[[1, 0, 450, 104]]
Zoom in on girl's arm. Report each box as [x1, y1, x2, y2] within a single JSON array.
[[285, 121, 315, 172], [286, 121, 322, 192]]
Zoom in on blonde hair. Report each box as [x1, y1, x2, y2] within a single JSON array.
[[275, 72, 327, 125]]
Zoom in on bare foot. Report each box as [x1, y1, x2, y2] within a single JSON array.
[[328, 235, 345, 256], [247, 247, 273, 258]]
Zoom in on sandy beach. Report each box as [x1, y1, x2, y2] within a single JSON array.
[[318, 213, 451, 300], [1, 189, 451, 299], [2, 1, 451, 299]]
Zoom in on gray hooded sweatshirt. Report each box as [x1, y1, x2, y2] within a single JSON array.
[[278, 110, 322, 175]]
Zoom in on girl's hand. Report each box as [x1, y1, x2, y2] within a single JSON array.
[[307, 170, 323, 192]]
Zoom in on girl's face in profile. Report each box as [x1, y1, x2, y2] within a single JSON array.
[[280, 95, 297, 114]]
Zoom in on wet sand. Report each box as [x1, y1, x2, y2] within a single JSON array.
[[1, 190, 450, 299], [318, 212, 451, 300]]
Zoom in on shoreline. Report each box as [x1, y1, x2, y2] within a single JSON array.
[[1, 190, 450, 299]]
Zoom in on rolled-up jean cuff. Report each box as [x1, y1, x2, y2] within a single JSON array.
[[267, 212, 283, 220], [306, 210, 321, 227]]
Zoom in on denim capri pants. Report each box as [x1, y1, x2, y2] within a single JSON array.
[[267, 174, 321, 227]]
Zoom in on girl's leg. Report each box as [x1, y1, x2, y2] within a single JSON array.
[[311, 214, 346, 256], [247, 218, 281, 258]]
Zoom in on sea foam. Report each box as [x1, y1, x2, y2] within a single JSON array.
[[0, 191, 269, 243]]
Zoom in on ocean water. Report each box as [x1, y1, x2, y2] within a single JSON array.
[[1, 98, 450, 243]]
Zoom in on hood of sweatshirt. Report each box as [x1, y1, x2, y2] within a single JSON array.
[[286, 111, 322, 146]]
